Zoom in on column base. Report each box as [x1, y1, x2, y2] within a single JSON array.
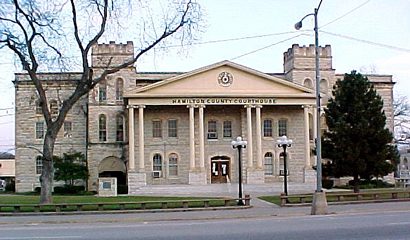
[[304, 167, 317, 183], [189, 170, 207, 185], [246, 169, 265, 184], [311, 191, 328, 215], [128, 172, 146, 194]]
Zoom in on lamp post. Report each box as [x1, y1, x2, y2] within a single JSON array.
[[231, 136, 247, 206], [295, 0, 328, 215], [277, 136, 292, 196]]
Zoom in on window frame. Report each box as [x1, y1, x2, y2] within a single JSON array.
[[115, 78, 124, 101], [64, 121, 72, 138], [263, 119, 273, 137], [116, 115, 124, 142], [98, 80, 107, 102], [223, 120, 232, 138], [153, 153, 163, 172], [99, 114, 107, 142], [264, 152, 273, 175], [207, 120, 218, 139], [278, 119, 288, 137], [168, 153, 178, 176], [168, 119, 178, 138], [36, 156, 43, 175], [152, 120, 162, 138], [35, 122, 44, 139]]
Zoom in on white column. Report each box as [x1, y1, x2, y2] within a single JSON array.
[[128, 106, 135, 171], [304, 105, 311, 167], [138, 105, 145, 171], [246, 105, 253, 168], [255, 105, 262, 169], [188, 105, 195, 170], [199, 105, 205, 169]]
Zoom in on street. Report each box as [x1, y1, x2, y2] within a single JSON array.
[[1, 209, 410, 239]]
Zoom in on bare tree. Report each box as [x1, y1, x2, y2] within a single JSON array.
[[394, 95, 410, 141], [0, 0, 201, 203]]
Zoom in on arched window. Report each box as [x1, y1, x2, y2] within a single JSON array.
[[153, 154, 162, 172], [169, 153, 178, 176], [263, 119, 273, 137], [303, 78, 313, 89], [116, 115, 124, 142], [278, 119, 288, 137], [115, 78, 124, 101], [99, 80, 107, 102], [264, 152, 273, 175], [36, 156, 43, 174], [99, 114, 107, 142], [279, 152, 289, 176], [49, 99, 58, 116]]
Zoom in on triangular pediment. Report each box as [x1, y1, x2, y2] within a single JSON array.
[[125, 61, 315, 98]]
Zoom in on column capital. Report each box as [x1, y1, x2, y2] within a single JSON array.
[[137, 105, 146, 109], [187, 104, 196, 109], [198, 104, 206, 109], [127, 105, 136, 109], [244, 104, 255, 108], [255, 105, 263, 109], [302, 105, 313, 109]]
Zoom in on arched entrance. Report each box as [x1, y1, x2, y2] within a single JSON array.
[[211, 156, 230, 183], [98, 156, 127, 185]]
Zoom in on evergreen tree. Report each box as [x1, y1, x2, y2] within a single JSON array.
[[322, 71, 398, 192], [54, 151, 88, 187]]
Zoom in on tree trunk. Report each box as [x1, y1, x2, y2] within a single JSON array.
[[39, 134, 56, 204], [353, 174, 360, 193]]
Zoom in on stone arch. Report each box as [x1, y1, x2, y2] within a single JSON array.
[[98, 156, 126, 185], [303, 78, 314, 89]]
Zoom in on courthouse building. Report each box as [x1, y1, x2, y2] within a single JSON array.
[[14, 42, 394, 193]]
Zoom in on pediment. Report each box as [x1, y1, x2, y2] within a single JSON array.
[[125, 61, 314, 98]]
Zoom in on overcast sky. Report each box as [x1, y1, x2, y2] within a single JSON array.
[[1, 0, 409, 153]]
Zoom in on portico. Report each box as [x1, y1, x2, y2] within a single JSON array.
[[125, 61, 316, 193]]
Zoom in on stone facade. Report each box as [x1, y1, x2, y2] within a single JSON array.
[[13, 42, 395, 193]]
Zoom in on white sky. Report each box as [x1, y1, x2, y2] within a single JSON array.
[[1, 0, 409, 153]]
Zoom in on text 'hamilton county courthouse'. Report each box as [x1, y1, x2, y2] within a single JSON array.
[[14, 42, 394, 193]]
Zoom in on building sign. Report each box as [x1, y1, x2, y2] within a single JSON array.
[[171, 98, 276, 105]]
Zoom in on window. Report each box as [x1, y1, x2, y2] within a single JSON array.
[[35, 122, 44, 139], [99, 114, 107, 142], [64, 121, 72, 138], [168, 119, 178, 138], [115, 78, 124, 101], [263, 119, 273, 137], [264, 152, 273, 175], [279, 152, 289, 175], [169, 153, 178, 176], [36, 156, 43, 174], [153, 154, 162, 172], [207, 120, 218, 139], [223, 121, 232, 138], [278, 119, 287, 136], [99, 80, 107, 102], [152, 120, 162, 138], [49, 100, 58, 116], [35, 100, 42, 114], [116, 115, 124, 142], [303, 78, 313, 89]]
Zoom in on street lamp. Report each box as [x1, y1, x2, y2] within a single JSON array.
[[277, 135, 292, 196], [231, 136, 247, 206], [295, 0, 328, 215]]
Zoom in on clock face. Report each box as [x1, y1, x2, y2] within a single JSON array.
[[218, 72, 233, 87]]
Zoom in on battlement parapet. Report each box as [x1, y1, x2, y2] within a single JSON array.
[[284, 44, 331, 61], [92, 41, 134, 55]]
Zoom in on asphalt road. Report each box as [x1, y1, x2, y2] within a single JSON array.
[[1, 209, 410, 240]]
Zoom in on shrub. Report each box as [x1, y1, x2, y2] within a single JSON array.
[[54, 185, 85, 194], [5, 182, 15, 192], [322, 179, 334, 189], [117, 185, 128, 194]]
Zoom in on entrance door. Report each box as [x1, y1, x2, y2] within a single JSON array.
[[211, 159, 230, 183]]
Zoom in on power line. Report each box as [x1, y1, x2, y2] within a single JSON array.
[[230, 34, 307, 61], [321, 30, 410, 53], [320, 0, 371, 29]]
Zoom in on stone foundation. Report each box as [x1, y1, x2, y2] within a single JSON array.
[[128, 172, 146, 194], [189, 170, 207, 185], [246, 169, 265, 184]]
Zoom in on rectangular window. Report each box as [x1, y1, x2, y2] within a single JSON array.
[[168, 119, 178, 138], [264, 152, 273, 175], [278, 119, 288, 136], [99, 115, 107, 142], [116, 79, 124, 101], [99, 80, 107, 102], [263, 119, 273, 137], [169, 154, 178, 176], [207, 120, 218, 139], [64, 121, 72, 138], [35, 122, 44, 139], [152, 120, 162, 138], [223, 121, 232, 138], [36, 156, 43, 175], [116, 115, 124, 142]]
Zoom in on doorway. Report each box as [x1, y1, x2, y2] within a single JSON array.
[[211, 156, 230, 183]]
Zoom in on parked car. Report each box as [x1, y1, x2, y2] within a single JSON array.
[[0, 179, 6, 191]]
